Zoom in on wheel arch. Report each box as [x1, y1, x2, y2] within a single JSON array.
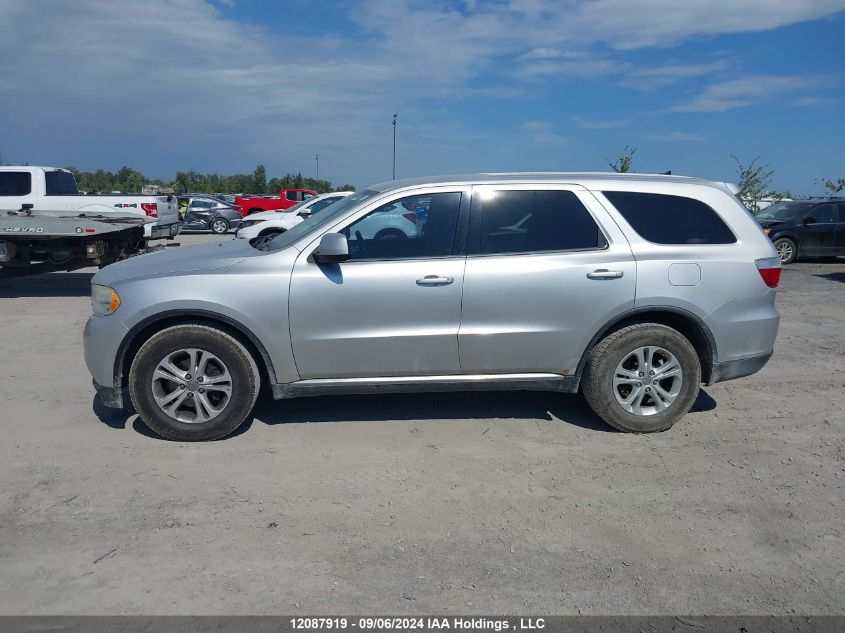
[[576, 307, 718, 384], [115, 310, 278, 389]]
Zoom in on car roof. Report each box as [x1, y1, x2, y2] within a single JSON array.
[[368, 172, 728, 193]]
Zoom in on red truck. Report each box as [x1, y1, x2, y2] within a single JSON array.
[[235, 188, 318, 216]]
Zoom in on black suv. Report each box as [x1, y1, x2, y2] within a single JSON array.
[[756, 199, 845, 264]]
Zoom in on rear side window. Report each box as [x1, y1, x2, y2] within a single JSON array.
[[45, 170, 79, 196], [0, 172, 32, 196], [603, 191, 736, 245], [809, 204, 838, 224], [468, 190, 606, 255]]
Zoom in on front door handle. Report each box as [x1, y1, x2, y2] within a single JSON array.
[[586, 269, 624, 280], [416, 275, 454, 286]]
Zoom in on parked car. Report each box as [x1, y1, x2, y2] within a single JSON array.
[[179, 196, 243, 234], [235, 188, 317, 216], [755, 198, 845, 264], [234, 191, 351, 241], [85, 172, 780, 441]]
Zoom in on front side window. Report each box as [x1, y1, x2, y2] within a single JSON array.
[[341, 192, 462, 261], [285, 191, 299, 201], [603, 191, 736, 245], [468, 189, 606, 255], [809, 204, 838, 224], [45, 170, 79, 196], [0, 172, 32, 196]]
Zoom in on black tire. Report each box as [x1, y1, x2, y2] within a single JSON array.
[[773, 237, 797, 264], [374, 228, 407, 240], [581, 323, 701, 433], [128, 324, 260, 441], [210, 218, 229, 235]]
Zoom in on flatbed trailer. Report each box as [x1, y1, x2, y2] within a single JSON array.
[[0, 208, 149, 277]]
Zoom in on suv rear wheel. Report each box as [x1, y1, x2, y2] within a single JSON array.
[[128, 324, 260, 441], [582, 323, 701, 432]]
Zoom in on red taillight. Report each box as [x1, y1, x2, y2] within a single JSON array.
[[141, 202, 158, 218], [403, 212, 417, 222], [756, 257, 781, 288]]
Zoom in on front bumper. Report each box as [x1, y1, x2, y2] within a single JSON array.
[[93, 379, 128, 409]]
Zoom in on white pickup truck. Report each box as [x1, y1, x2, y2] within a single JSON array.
[[0, 166, 182, 240]]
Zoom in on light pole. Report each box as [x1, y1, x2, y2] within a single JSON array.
[[315, 154, 319, 180], [392, 113, 397, 180]]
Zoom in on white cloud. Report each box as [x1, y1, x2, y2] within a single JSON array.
[[558, 0, 845, 48], [520, 121, 567, 146], [573, 118, 630, 129], [669, 75, 827, 112], [623, 60, 729, 90], [645, 131, 706, 142]]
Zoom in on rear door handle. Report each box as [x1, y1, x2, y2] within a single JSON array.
[[586, 269, 623, 280], [416, 275, 454, 286]]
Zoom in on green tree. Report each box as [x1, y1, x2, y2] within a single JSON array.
[[816, 177, 845, 195], [606, 145, 637, 173], [335, 184, 356, 192], [731, 155, 781, 213], [252, 164, 267, 194]]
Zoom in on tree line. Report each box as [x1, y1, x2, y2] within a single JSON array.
[[606, 146, 843, 213], [65, 164, 355, 195]]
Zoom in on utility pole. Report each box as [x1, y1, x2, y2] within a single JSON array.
[[315, 154, 319, 180], [392, 113, 397, 180]]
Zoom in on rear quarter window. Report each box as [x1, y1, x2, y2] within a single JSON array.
[[603, 191, 736, 245], [45, 170, 80, 196]]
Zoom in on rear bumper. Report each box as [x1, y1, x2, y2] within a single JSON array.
[[145, 222, 183, 240], [707, 351, 772, 385]]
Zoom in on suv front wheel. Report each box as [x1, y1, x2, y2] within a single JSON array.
[[582, 323, 701, 432], [773, 237, 797, 265], [128, 324, 260, 441]]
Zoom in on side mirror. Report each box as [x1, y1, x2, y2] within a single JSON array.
[[297, 209, 311, 218], [313, 233, 349, 264]]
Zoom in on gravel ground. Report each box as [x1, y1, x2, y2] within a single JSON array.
[[0, 233, 843, 615]]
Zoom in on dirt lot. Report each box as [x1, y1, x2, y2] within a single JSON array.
[[0, 234, 843, 615]]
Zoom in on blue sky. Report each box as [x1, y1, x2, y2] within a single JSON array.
[[1, 0, 843, 193]]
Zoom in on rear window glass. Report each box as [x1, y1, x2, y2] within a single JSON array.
[[0, 172, 32, 196], [469, 190, 606, 255], [45, 171, 79, 195], [603, 191, 736, 245]]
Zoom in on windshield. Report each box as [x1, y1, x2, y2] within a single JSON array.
[[263, 189, 378, 252], [283, 198, 311, 213], [756, 202, 811, 221]]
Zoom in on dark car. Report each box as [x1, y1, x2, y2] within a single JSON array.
[[179, 196, 243, 235], [756, 199, 845, 264]]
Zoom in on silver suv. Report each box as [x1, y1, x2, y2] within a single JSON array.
[[84, 173, 781, 441]]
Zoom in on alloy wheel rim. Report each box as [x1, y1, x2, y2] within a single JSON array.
[[212, 220, 227, 233], [151, 348, 232, 423], [777, 242, 792, 262], [613, 346, 683, 416]]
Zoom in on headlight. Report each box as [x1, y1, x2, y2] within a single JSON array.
[[763, 228, 771, 236], [239, 219, 265, 228], [91, 284, 121, 315]]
